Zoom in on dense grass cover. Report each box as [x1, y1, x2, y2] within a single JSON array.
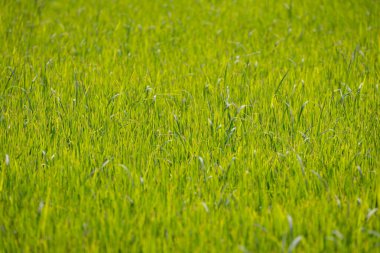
[[1, 0, 379, 252]]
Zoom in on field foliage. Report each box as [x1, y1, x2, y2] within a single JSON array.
[[0, 0, 379, 252]]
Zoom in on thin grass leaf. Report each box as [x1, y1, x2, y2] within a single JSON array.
[[288, 236, 302, 253]]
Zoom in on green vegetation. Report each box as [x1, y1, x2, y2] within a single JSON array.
[[1, 0, 379, 252]]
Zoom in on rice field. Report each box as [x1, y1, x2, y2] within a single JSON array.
[[0, 0, 379, 252]]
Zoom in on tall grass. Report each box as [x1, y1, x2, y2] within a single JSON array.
[[0, 0, 379, 252]]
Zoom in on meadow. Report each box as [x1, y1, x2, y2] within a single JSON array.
[[0, 0, 379, 252]]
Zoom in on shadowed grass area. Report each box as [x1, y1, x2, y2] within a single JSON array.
[[0, 0, 379, 252]]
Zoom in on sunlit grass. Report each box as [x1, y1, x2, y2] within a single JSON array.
[[0, 0, 379, 252]]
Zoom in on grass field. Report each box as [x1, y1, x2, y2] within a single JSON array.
[[1, 0, 379, 252]]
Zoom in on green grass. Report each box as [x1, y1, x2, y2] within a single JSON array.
[[1, 0, 379, 252]]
